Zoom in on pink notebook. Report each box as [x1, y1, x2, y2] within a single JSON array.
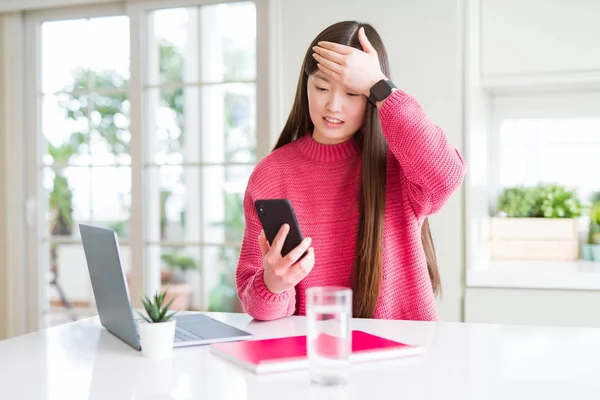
[[210, 330, 422, 374]]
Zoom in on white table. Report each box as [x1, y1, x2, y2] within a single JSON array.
[[1, 313, 600, 399]]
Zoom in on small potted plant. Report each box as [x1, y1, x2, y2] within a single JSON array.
[[137, 287, 177, 359], [160, 251, 198, 310], [582, 192, 600, 261]]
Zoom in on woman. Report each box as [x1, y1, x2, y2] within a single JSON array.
[[236, 21, 466, 321]]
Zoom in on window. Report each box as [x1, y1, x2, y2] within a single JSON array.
[[143, 3, 256, 312], [491, 93, 600, 210], [497, 117, 599, 204], [39, 14, 131, 326], [466, 91, 600, 283], [28, 1, 259, 328]]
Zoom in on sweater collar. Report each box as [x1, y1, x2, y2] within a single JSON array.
[[296, 133, 360, 163]]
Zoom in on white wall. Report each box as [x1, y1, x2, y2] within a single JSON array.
[[279, 0, 465, 321], [481, 0, 600, 77]]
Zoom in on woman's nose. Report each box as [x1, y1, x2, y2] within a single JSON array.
[[326, 93, 343, 112]]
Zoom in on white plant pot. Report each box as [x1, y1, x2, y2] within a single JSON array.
[[138, 319, 176, 359]]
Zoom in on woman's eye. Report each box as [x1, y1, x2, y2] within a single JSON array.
[[315, 86, 328, 92], [347, 93, 361, 97]]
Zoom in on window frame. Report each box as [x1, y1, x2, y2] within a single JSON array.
[[128, 0, 271, 309], [0, 12, 29, 338], [21, 0, 278, 330], [24, 1, 128, 333]]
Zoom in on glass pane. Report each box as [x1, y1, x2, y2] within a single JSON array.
[[41, 19, 90, 93], [90, 92, 131, 165], [43, 91, 132, 167], [202, 2, 256, 82], [145, 245, 201, 311], [146, 84, 255, 164], [145, 165, 190, 243], [41, 16, 130, 93], [87, 16, 130, 88], [45, 166, 91, 238], [47, 241, 97, 326], [202, 165, 252, 245], [42, 93, 90, 166], [499, 118, 600, 202], [206, 83, 256, 163], [46, 240, 133, 328], [148, 8, 188, 85], [148, 3, 255, 85], [204, 245, 242, 313], [146, 87, 189, 164], [87, 167, 131, 237]]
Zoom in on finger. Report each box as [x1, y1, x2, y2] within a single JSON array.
[[312, 45, 345, 65], [281, 237, 312, 267], [317, 41, 353, 55], [258, 230, 270, 257], [316, 63, 341, 82], [270, 223, 290, 255], [313, 53, 343, 75], [358, 26, 376, 54], [287, 247, 315, 283]]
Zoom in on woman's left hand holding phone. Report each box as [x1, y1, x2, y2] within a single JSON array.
[[259, 224, 315, 295]]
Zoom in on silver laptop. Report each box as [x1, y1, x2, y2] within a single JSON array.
[[79, 223, 253, 349]]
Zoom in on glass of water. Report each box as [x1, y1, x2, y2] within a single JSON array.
[[306, 286, 352, 386]]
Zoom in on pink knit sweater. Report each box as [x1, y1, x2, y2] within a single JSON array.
[[236, 89, 466, 321]]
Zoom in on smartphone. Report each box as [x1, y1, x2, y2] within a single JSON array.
[[254, 199, 306, 258]]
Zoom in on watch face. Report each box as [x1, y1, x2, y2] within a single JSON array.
[[372, 80, 393, 100], [368, 79, 395, 106]]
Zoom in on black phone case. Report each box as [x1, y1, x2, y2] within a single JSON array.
[[255, 199, 305, 257]]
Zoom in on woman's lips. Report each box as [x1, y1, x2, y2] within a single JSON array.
[[323, 116, 344, 129]]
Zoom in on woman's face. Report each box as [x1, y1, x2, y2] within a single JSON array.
[[307, 71, 367, 145]]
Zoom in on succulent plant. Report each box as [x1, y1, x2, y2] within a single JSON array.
[[137, 287, 177, 323]]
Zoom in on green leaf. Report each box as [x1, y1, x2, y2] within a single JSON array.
[[497, 184, 582, 219], [163, 312, 177, 322], [149, 305, 159, 322], [158, 296, 176, 321], [141, 298, 153, 314], [159, 287, 168, 307], [135, 310, 151, 323]]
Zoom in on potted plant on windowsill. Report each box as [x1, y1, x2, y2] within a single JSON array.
[[491, 184, 583, 261], [160, 251, 198, 310], [582, 192, 600, 261], [137, 288, 177, 359]]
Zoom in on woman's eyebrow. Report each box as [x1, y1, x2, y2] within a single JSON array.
[[314, 73, 329, 83]]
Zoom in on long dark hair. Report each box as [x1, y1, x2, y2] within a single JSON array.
[[273, 21, 441, 318]]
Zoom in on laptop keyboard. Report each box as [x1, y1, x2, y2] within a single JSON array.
[[134, 321, 204, 342], [174, 327, 204, 342]]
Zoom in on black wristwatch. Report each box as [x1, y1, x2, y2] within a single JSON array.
[[368, 79, 396, 106]]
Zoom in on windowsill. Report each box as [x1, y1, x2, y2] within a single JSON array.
[[466, 259, 600, 291]]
